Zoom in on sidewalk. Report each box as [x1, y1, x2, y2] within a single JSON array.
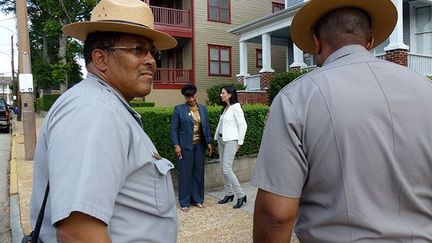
[[10, 114, 298, 242]]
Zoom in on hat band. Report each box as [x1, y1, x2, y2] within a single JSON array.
[[99, 19, 151, 30]]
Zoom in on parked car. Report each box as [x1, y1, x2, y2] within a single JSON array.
[[0, 98, 11, 133]]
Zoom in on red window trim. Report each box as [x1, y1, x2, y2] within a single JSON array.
[[272, 2, 285, 13], [208, 44, 232, 77], [256, 49, 263, 68], [207, 0, 231, 24]]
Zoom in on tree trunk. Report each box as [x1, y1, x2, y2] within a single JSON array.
[[42, 36, 50, 64], [58, 19, 68, 93]]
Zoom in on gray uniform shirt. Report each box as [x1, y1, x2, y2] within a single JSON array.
[[252, 45, 432, 242], [30, 73, 178, 242]]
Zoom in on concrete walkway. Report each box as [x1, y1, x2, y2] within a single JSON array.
[[10, 114, 299, 243]]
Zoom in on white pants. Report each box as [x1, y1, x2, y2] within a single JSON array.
[[218, 140, 245, 198]]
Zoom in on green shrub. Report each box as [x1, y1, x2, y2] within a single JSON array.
[[267, 71, 306, 105], [36, 94, 61, 111], [135, 104, 269, 165], [206, 83, 245, 105], [130, 100, 155, 107]]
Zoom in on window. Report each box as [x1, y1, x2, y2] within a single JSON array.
[[272, 2, 285, 13], [415, 6, 432, 55], [208, 0, 231, 23], [208, 45, 231, 76], [256, 49, 262, 68]]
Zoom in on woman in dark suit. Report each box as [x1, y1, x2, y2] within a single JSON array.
[[171, 85, 213, 212]]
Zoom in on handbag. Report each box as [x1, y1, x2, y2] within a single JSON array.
[[22, 183, 50, 243]]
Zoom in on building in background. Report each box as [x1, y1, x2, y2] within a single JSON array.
[[228, 0, 432, 92], [0, 75, 12, 104], [143, 0, 285, 106]]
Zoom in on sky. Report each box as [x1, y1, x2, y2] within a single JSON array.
[[0, 12, 17, 78]]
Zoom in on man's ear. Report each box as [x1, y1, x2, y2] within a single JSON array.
[[366, 37, 375, 50], [313, 34, 322, 55], [92, 49, 109, 72]]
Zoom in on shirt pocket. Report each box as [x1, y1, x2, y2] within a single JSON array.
[[154, 158, 176, 214]]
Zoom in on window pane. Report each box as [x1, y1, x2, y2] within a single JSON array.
[[221, 0, 229, 8], [220, 8, 229, 22], [209, 7, 219, 20], [257, 60, 262, 67], [257, 51, 262, 59], [209, 0, 219, 7], [210, 48, 219, 61], [210, 61, 220, 74], [220, 49, 229, 61], [221, 62, 230, 75]]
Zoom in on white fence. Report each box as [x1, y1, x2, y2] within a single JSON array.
[[408, 53, 432, 76], [244, 74, 261, 91]]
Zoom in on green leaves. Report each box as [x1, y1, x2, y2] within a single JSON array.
[[266, 71, 308, 105]]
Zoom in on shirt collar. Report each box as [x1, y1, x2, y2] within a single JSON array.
[[323, 44, 370, 66]]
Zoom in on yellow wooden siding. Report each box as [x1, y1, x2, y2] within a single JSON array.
[[193, 0, 276, 102]]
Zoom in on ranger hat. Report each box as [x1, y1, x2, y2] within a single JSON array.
[[62, 0, 177, 50], [291, 0, 397, 54]]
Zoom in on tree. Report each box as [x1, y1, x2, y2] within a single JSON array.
[[0, 0, 96, 93]]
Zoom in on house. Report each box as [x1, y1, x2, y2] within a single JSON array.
[[228, 0, 432, 93], [142, 0, 285, 106], [0, 76, 12, 104]]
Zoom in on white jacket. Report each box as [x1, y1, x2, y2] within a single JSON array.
[[214, 103, 247, 145]]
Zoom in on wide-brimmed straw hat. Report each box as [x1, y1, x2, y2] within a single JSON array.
[[291, 0, 397, 54], [62, 0, 177, 50]]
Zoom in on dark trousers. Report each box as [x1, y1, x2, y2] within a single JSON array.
[[178, 144, 205, 207]]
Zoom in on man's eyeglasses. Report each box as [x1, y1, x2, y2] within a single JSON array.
[[106, 45, 161, 60]]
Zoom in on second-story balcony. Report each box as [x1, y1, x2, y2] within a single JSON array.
[[150, 6, 192, 29], [153, 68, 192, 88]]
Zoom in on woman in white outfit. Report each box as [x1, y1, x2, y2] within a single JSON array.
[[214, 86, 248, 209]]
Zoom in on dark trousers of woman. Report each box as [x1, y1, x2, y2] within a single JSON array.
[[178, 143, 205, 207]]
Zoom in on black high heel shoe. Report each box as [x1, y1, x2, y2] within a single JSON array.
[[218, 195, 234, 204], [233, 196, 247, 209]]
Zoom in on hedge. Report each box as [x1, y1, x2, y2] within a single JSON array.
[[135, 104, 269, 164], [206, 83, 246, 105], [130, 100, 155, 107], [35, 94, 61, 111], [267, 71, 307, 105]]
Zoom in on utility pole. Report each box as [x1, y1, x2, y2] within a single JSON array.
[[16, 0, 36, 160], [11, 35, 21, 121]]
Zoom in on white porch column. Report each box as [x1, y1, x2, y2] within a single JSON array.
[[238, 41, 249, 76], [260, 33, 274, 73], [285, 47, 290, 71], [385, 0, 409, 51], [290, 44, 307, 68]]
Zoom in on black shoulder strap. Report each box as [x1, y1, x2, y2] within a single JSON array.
[[31, 183, 50, 243]]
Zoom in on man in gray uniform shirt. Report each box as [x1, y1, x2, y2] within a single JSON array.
[[252, 0, 432, 242], [29, 0, 178, 242]]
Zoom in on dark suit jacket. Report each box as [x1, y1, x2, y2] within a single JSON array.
[[170, 103, 212, 151]]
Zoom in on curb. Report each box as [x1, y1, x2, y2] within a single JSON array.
[[10, 132, 17, 195], [9, 120, 24, 243]]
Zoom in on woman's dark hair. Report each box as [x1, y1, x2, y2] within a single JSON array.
[[221, 85, 239, 113], [83, 32, 124, 65], [181, 84, 197, 97]]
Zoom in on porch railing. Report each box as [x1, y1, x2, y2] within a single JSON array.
[[245, 74, 261, 91], [408, 53, 432, 76], [150, 6, 192, 28], [154, 68, 192, 84]]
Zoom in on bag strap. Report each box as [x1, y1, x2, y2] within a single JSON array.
[[31, 183, 50, 243]]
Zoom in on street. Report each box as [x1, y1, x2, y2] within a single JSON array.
[[0, 131, 12, 242]]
